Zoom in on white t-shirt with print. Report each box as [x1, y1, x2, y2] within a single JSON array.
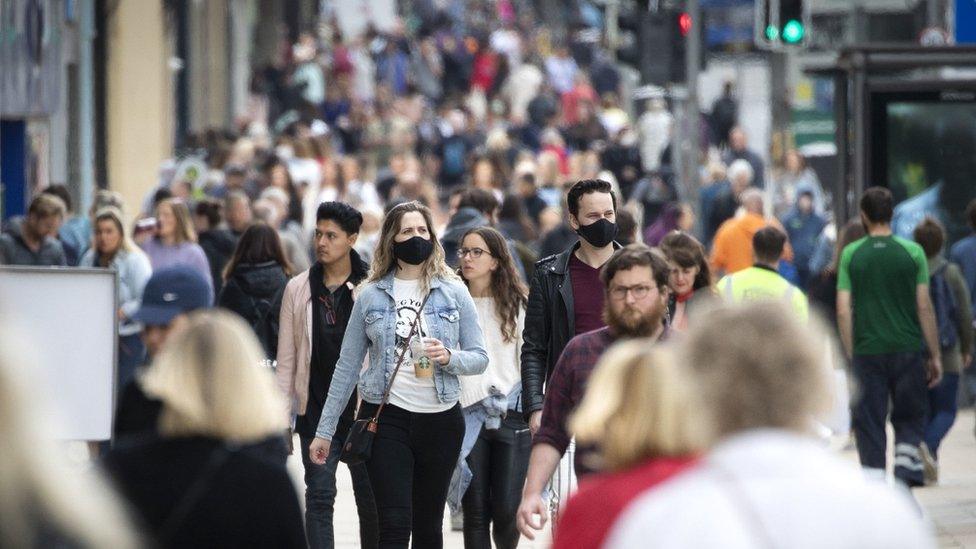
[[388, 278, 455, 413]]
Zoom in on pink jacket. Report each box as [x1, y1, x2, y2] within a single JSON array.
[[275, 270, 315, 415]]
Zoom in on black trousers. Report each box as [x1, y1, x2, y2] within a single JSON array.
[[851, 351, 927, 487], [359, 402, 464, 549], [462, 413, 531, 549]]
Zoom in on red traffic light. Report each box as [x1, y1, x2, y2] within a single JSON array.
[[679, 12, 691, 37]]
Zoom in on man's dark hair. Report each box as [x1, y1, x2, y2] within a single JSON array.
[[753, 226, 787, 264], [316, 201, 363, 234], [567, 179, 617, 217], [194, 199, 223, 228], [518, 172, 537, 187], [600, 244, 670, 291], [42, 185, 73, 213], [966, 198, 976, 231], [913, 216, 945, 259], [457, 188, 499, 217], [860, 187, 894, 224]]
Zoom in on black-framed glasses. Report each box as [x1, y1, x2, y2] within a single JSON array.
[[457, 247, 491, 259], [318, 294, 336, 325], [608, 284, 657, 301]]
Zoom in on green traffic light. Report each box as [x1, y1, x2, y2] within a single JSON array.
[[765, 24, 779, 41], [782, 19, 804, 43]]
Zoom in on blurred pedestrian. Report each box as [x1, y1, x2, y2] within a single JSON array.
[[777, 150, 826, 216], [709, 81, 737, 149], [552, 344, 703, 549], [710, 188, 791, 277], [276, 202, 378, 548], [141, 198, 213, 300], [193, 198, 237, 296], [806, 219, 866, 333], [948, 198, 976, 406], [449, 226, 530, 549], [643, 203, 693, 247], [0, 324, 141, 548], [0, 193, 67, 266], [219, 223, 291, 360], [659, 231, 714, 332], [113, 266, 213, 442], [102, 311, 305, 549], [605, 302, 934, 548], [41, 185, 83, 264], [80, 207, 153, 398], [912, 217, 974, 484], [781, 190, 827, 287], [308, 201, 488, 548], [518, 245, 672, 540], [838, 187, 941, 487], [722, 126, 765, 189], [717, 227, 808, 319]]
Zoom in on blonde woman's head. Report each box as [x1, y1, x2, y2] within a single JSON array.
[[677, 301, 832, 441], [155, 198, 197, 244], [571, 342, 706, 472], [141, 310, 287, 442]]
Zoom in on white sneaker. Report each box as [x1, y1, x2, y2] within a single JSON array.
[[920, 443, 939, 486]]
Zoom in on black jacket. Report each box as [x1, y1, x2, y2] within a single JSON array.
[[198, 229, 238, 296], [102, 436, 303, 549], [520, 240, 622, 417], [218, 261, 289, 358]]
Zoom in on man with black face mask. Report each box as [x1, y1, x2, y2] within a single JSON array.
[[521, 179, 621, 435]]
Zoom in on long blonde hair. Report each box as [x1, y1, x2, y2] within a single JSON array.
[[0, 322, 141, 548], [571, 342, 706, 472], [368, 201, 459, 291], [140, 310, 288, 442], [156, 198, 197, 244]]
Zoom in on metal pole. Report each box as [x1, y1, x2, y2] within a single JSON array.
[[79, 0, 95, 214], [682, 0, 702, 219], [606, 0, 619, 61]]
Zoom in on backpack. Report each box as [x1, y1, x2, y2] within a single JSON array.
[[929, 263, 959, 350]]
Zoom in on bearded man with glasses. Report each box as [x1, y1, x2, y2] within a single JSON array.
[[517, 244, 672, 540]]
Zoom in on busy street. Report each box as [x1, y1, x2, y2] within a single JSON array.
[[2, 0, 976, 547]]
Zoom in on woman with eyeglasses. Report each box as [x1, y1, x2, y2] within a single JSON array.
[[309, 201, 488, 548], [447, 226, 530, 549], [658, 231, 714, 331]]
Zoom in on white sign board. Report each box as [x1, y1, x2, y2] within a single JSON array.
[[0, 267, 117, 440]]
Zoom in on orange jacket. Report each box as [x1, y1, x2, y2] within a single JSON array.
[[709, 212, 793, 275]]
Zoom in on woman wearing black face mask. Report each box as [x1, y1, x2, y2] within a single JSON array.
[[309, 201, 488, 548]]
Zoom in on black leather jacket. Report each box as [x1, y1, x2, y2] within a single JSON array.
[[520, 241, 621, 417]]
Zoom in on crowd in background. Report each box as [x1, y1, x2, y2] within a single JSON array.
[[0, 2, 971, 548]]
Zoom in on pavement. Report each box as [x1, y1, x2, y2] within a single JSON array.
[[287, 410, 976, 548]]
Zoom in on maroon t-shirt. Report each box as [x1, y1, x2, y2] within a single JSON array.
[[569, 254, 606, 335]]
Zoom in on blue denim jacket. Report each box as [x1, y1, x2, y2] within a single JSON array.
[[315, 272, 489, 440]]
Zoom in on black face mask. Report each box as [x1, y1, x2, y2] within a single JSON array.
[[393, 236, 434, 265], [576, 218, 617, 248]]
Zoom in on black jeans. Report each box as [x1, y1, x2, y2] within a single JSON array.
[[299, 433, 378, 549], [359, 402, 465, 549], [462, 413, 531, 549], [852, 351, 927, 487]]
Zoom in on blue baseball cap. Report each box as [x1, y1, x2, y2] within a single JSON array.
[[132, 266, 213, 326]]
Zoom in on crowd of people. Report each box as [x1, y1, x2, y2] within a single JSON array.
[[0, 3, 971, 548]]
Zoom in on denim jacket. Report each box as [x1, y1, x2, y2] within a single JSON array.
[[315, 272, 489, 440]]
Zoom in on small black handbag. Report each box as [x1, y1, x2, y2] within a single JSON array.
[[340, 293, 430, 465]]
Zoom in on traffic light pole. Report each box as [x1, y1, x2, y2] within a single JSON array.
[[680, 0, 702, 222]]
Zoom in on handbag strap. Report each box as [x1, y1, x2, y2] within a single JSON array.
[[370, 291, 432, 422]]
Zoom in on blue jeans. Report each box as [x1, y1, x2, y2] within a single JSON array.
[[300, 433, 378, 549], [925, 372, 960, 460]]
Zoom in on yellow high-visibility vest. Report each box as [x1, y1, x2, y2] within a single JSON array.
[[717, 266, 809, 320]]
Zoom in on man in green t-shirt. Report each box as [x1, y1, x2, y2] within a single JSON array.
[[837, 187, 943, 487]]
